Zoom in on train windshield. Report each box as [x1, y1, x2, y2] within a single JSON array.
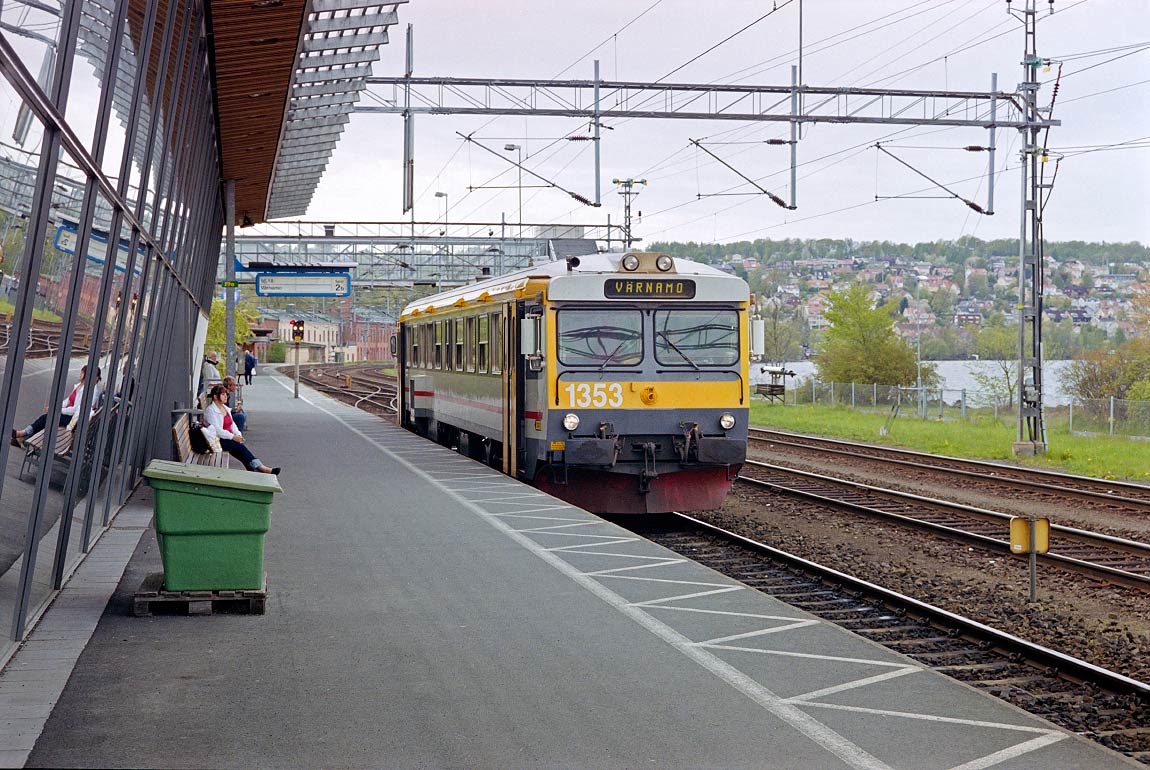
[[558, 310, 643, 367], [654, 309, 740, 367]]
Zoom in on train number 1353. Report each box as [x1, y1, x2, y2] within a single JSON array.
[[563, 382, 624, 408]]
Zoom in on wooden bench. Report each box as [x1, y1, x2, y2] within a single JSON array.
[[172, 413, 229, 467], [20, 408, 103, 480]]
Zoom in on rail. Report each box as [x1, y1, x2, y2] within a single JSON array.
[[748, 427, 1150, 508], [738, 459, 1150, 590]]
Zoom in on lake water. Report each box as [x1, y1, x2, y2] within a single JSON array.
[[753, 360, 1076, 405]]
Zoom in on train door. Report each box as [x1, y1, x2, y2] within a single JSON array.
[[504, 302, 523, 476], [395, 325, 406, 427]]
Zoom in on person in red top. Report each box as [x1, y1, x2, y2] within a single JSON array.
[[203, 384, 279, 474], [12, 365, 101, 447]]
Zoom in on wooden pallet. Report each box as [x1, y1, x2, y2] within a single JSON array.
[[132, 572, 267, 616]]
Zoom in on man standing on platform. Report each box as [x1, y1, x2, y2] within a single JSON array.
[[244, 350, 256, 385]]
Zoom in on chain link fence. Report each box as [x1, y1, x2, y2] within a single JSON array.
[[1067, 397, 1150, 440], [765, 377, 1150, 440]]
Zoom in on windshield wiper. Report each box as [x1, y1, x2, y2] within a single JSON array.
[[657, 330, 700, 370], [598, 338, 632, 371]]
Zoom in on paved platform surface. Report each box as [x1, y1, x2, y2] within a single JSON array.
[[7, 372, 1140, 769]]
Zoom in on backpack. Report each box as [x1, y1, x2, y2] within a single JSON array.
[[189, 421, 211, 453]]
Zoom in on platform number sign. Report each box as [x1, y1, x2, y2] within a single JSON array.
[[290, 319, 305, 342]]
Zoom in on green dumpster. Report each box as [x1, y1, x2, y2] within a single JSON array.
[[143, 460, 282, 591]]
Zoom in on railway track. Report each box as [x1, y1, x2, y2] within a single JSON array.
[[290, 363, 397, 416], [738, 460, 1150, 590], [629, 513, 1150, 763], [0, 318, 101, 358], [749, 427, 1150, 510]]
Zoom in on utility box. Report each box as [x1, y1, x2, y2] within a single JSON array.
[[143, 460, 282, 591]]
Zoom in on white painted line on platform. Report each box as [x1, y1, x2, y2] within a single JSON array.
[[584, 559, 688, 576], [643, 604, 813, 623], [786, 667, 919, 703], [631, 587, 746, 606], [696, 621, 820, 647], [944, 733, 1067, 770], [489, 513, 590, 522], [706, 644, 912, 669], [798, 700, 1060, 734], [515, 522, 601, 533], [546, 537, 640, 551]]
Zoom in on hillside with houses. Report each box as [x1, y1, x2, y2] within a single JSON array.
[[650, 237, 1149, 360]]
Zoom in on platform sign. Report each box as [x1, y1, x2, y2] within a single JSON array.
[[255, 272, 351, 297], [54, 223, 144, 276]]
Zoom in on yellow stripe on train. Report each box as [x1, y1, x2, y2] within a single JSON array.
[[554, 380, 746, 410]]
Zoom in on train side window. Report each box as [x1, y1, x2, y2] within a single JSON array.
[[424, 325, 432, 368], [477, 315, 489, 373], [409, 327, 419, 367], [454, 318, 465, 371], [491, 312, 502, 374], [435, 321, 444, 369]]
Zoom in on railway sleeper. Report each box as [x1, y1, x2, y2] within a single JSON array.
[[933, 662, 1013, 674]]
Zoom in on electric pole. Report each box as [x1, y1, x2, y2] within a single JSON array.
[[613, 178, 646, 249], [1014, 0, 1049, 455]]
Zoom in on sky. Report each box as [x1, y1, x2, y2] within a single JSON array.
[[304, 0, 1150, 247]]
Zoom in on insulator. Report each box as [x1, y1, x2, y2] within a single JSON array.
[[966, 201, 986, 214], [569, 192, 593, 206], [964, 145, 987, 152], [765, 139, 789, 145], [768, 193, 787, 208]]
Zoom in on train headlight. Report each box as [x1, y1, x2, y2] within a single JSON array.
[[656, 255, 674, 272], [719, 413, 736, 430], [563, 413, 581, 431], [621, 254, 640, 271]]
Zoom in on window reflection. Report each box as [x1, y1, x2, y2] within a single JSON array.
[[654, 310, 740, 367], [558, 310, 643, 367]]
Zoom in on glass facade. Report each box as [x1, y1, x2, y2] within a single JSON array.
[[0, 0, 223, 649]]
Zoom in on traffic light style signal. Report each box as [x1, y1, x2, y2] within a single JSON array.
[[290, 319, 305, 342]]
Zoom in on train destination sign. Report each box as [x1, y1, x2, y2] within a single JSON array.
[[604, 278, 696, 299], [255, 272, 351, 297]]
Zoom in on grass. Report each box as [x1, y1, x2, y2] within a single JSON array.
[[749, 402, 1150, 483], [0, 298, 63, 323]]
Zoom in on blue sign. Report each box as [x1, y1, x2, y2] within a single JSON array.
[[54, 223, 144, 276], [255, 271, 352, 297]]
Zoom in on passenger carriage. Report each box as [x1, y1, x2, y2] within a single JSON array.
[[396, 251, 752, 514]]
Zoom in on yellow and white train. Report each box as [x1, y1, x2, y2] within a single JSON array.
[[396, 251, 752, 514]]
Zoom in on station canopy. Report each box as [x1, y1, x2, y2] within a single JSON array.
[[211, 0, 406, 225]]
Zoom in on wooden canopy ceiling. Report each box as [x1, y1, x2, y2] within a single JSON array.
[[209, 0, 309, 225]]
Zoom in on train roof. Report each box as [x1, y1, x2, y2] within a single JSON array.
[[399, 252, 748, 320]]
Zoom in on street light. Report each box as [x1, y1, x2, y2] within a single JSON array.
[[504, 144, 522, 239], [434, 191, 449, 239]]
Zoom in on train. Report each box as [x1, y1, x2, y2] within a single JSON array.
[[395, 251, 755, 514]]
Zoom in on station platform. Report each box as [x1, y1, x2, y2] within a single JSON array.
[[0, 372, 1139, 769]]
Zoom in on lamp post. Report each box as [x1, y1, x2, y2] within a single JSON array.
[[504, 144, 522, 239], [434, 191, 449, 238]]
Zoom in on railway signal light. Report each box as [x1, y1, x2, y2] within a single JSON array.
[[290, 319, 305, 342]]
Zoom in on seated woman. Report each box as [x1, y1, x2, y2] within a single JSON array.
[[12, 365, 102, 447], [203, 384, 279, 475]]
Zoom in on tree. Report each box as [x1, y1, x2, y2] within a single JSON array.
[[204, 298, 254, 360], [815, 283, 924, 385], [1062, 337, 1150, 400], [971, 324, 1018, 407], [760, 299, 804, 364]]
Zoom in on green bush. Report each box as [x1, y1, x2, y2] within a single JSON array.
[[265, 342, 286, 363]]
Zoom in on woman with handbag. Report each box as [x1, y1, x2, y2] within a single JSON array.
[[203, 385, 280, 475]]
